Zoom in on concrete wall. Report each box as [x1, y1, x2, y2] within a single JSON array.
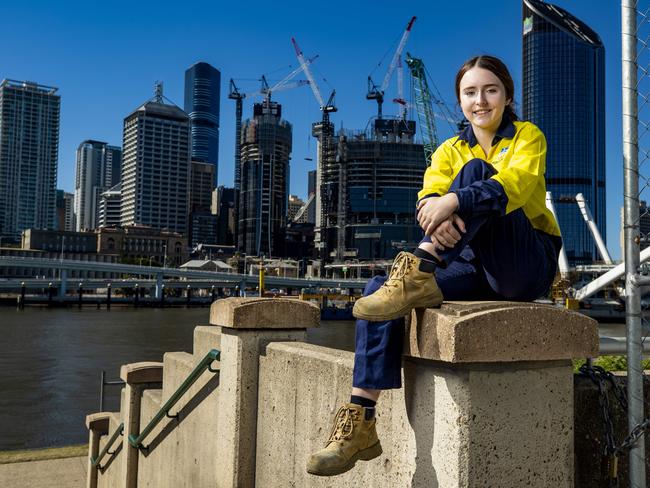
[[86, 298, 609, 488]]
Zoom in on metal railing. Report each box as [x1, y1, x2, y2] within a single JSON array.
[[128, 349, 220, 450], [99, 370, 125, 412], [91, 422, 124, 469]]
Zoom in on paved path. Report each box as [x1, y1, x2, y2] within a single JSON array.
[[0, 456, 85, 488]]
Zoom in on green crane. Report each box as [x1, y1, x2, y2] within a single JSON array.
[[405, 53, 439, 166]]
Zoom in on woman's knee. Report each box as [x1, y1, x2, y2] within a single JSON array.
[[451, 158, 496, 188]]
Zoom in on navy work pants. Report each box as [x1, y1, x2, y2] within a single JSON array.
[[352, 159, 561, 390]]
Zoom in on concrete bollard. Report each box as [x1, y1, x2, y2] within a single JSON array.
[[85, 412, 110, 488], [211, 297, 320, 488], [402, 301, 598, 488], [118, 362, 163, 488]]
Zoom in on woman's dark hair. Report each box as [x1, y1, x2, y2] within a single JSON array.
[[454, 55, 518, 121]]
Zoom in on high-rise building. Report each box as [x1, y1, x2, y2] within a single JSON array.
[[120, 84, 191, 235], [238, 100, 292, 256], [288, 195, 305, 222], [184, 62, 221, 187], [0, 79, 60, 242], [215, 186, 236, 245], [98, 183, 121, 228], [56, 190, 76, 231], [190, 160, 215, 212], [307, 170, 317, 224], [188, 160, 217, 246], [314, 118, 425, 261], [522, 0, 606, 265], [74, 140, 122, 231]]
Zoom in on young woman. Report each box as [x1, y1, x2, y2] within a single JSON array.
[[306, 55, 562, 477]]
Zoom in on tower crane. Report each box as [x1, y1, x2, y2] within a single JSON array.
[[229, 59, 315, 251], [291, 38, 336, 119], [392, 57, 407, 119], [405, 52, 444, 166], [291, 37, 339, 265], [367, 16, 416, 119]]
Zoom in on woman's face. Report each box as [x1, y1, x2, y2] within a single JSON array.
[[458, 66, 510, 133]]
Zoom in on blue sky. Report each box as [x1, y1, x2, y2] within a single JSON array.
[[1, 0, 625, 257]]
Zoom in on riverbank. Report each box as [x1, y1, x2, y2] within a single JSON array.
[[0, 444, 87, 465]]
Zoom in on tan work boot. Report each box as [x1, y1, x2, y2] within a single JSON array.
[[353, 251, 443, 321], [306, 403, 382, 476]]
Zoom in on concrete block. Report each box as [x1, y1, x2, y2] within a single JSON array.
[[161, 351, 220, 413], [406, 301, 598, 362], [96, 412, 123, 488], [136, 389, 165, 488], [215, 327, 308, 488], [118, 363, 163, 488], [85, 412, 110, 488], [120, 361, 163, 384], [210, 297, 320, 329], [403, 358, 574, 487], [136, 353, 220, 488], [256, 342, 416, 487], [193, 325, 222, 362]]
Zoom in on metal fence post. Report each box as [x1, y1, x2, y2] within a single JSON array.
[[622, 1, 646, 485]]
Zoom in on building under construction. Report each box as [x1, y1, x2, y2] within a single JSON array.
[[313, 117, 426, 262], [238, 100, 292, 257]]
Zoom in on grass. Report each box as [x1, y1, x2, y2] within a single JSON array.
[[0, 444, 88, 465], [573, 355, 650, 373]]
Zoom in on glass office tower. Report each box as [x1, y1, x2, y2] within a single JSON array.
[[522, 0, 606, 265], [184, 62, 221, 187]]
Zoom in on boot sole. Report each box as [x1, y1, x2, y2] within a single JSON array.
[[306, 441, 383, 477], [352, 292, 443, 322]]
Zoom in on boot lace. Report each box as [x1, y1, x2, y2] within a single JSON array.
[[384, 252, 414, 289], [327, 406, 360, 443]]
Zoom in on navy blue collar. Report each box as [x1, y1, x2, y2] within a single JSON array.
[[456, 114, 516, 147]]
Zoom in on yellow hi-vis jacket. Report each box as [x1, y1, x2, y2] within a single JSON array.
[[417, 118, 561, 237]]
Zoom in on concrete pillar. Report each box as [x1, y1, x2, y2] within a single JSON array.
[[85, 413, 110, 488], [154, 273, 163, 299], [58, 269, 67, 298], [211, 297, 320, 488], [402, 302, 598, 488], [119, 362, 163, 488]]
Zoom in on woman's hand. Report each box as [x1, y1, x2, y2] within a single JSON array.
[[429, 214, 466, 251], [416, 193, 461, 236]]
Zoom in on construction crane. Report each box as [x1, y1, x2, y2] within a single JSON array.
[[291, 37, 339, 265], [229, 61, 314, 251], [367, 16, 416, 119], [291, 38, 336, 119], [405, 53, 439, 165], [392, 57, 407, 119]]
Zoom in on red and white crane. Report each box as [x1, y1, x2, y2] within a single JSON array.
[[367, 15, 416, 119]]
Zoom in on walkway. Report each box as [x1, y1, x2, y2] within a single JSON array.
[[0, 456, 85, 488]]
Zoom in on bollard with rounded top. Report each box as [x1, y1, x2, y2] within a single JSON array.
[[402, 301, 598, 488], [211, 297, 319, 488]]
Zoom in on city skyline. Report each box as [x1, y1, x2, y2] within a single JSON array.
[[2, 0, 624, 255]]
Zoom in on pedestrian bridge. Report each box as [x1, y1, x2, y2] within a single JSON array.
[[0, 256, 366, 298]]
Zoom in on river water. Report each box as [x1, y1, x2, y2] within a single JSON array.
[[0, 306, 356, 451]]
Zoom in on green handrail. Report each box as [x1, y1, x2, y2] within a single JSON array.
[[128, 348, 220, 450], [91, 422, 124, 467]]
